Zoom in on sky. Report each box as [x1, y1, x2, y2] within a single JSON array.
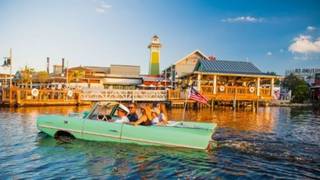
[[0, 0, 320, 75]]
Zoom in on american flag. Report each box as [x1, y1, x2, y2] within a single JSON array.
[[188, 87, 209, 104]]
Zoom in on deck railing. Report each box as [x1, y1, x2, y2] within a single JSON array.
[[80, 89, 167, 101], [168, 86, 272, 101], [1, 87, 81, 105]]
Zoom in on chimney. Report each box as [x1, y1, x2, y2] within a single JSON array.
[[208, 56, 216, 61], [47, 57, 50, 74], [62, 58, 65, 74]]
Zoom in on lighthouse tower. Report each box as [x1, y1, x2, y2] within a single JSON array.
[[148, 35, 162, 75]]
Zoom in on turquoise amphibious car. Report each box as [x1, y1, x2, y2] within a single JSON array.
[[37, 102, 217, 150]]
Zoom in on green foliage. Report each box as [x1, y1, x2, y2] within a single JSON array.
[[19, 66, 35, 84], [266, 71, 280, 85], [282, 73, 309, 103]]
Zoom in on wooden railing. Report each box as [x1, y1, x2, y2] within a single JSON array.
[[168, 86, 272, 101], [1, 87, 81, 106], [80, 89, 167, 102]]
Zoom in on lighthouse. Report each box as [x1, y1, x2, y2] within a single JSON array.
[[148, 35, 162, 75]]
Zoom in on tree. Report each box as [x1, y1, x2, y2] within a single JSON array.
[[282, 73, 309, 103], [266, 71, 280, 85], [18, 66, 35, 88]]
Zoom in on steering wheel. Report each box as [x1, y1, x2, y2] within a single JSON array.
[[97, 114, 112, 121]]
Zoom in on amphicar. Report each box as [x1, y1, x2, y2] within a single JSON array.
[[37, 102, 217, 150]]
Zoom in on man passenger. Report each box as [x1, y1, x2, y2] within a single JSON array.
[[127, 103, 139, 122], [113, 104, 130, 123]]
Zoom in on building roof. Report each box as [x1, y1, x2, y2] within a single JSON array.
[[194, 59, 267, 75], [175, 50, 209, 65], [82, 66, 110, 72]]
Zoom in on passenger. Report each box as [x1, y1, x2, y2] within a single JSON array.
[[133, 105, 153, 126], [159, 103, 168, 124], [127, 103, 139, 122], [113, 104, 130, 123], [151, 109, 160, 125]]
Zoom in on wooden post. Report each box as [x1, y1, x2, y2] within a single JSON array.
[[77, 92, 81, 105], [233, 99, 236, 110], [213, 75, 217, 95], [197, 73, 201, 92], [271, 78, 274, 97], [252, 101, 255, 111], [9, 87, 13, 106], [256, 77, 261, 97], [16, 89, 21, 106]]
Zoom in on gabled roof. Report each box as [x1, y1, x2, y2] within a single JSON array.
[[175, 50, 209, 65], [194, 59, 267, 75]]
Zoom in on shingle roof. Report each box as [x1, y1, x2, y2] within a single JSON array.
[[194, 59, 266, 75]]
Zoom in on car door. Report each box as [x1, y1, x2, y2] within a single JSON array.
[[81, 119, 122, 142]]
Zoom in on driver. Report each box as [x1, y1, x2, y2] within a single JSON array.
[[113, 104, 130, 123]]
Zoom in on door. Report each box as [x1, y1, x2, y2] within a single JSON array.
[[82, 119, 122, 142]]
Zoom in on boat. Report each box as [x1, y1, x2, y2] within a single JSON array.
[[36, 102, 217, 150]]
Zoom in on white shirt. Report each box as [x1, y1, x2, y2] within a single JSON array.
[[114, 116, 129, 123], [152, 117, 160, 125]]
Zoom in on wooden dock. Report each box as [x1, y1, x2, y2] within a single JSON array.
[[0, 87, 90, 107], [1, 86, 273, 108]]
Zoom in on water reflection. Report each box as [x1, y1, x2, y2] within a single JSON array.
[[35, 133, 211, 178], [168, 107, 277, 133], [0, 106, 319, 178]]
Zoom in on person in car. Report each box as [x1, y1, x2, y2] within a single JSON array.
[[127, 103, 139, 122], [133, 105, 153, 126], [113, 104, 130, 123]]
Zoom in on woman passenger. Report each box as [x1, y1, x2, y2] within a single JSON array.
[[133, 105, 153, 126], [151, 109, 160, 125], [158, 103, 168, 125]]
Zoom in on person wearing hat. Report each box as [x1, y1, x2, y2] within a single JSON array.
[[114, 104, 130, 123]]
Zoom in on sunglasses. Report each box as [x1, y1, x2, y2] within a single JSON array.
[[128, 106, 135, 109]]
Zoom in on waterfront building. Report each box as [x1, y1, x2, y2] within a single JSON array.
[[0, 73, 12, 88], [104, 65, 142, 90], [285, 68, 320, 85], [139, 75, 170, 90], [148, 35, 161, 76], [67, 65, 142, 89], [168, 58, 279, 104], [53, 65, 63, 75], [162, 50, 209, 89]]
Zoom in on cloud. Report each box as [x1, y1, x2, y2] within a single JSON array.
[[95, 1, 112, 13], [221, 16, 263, 23], [288, 35, 320, 54], [266, 51, 272, 56], [307, 26, 316, 31]]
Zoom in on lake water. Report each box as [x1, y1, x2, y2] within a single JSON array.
[[0, 106, 319, 179]]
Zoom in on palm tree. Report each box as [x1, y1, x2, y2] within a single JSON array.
[[18, 66, 34, 88]]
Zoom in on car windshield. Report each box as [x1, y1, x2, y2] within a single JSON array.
[[88, 103, 116, 120]]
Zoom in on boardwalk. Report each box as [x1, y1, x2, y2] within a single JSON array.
[[80, 89, 167, 102]]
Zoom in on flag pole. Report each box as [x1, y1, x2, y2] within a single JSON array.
[[182, 86, 189, 122]]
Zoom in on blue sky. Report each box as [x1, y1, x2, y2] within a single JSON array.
[[0, 0, 319, 75]]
